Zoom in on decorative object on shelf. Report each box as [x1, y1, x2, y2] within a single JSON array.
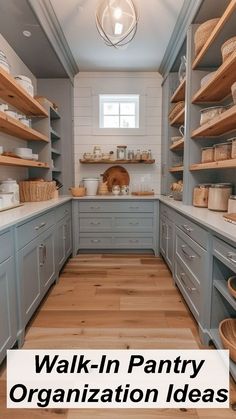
[[15, 75, 34, 97], [120, 185, 129, 195], [112, 185, 121, 195], [228, 195, 236, 213], [200, 106, 226, 126], [201, 146, 214, 163], [35, 96, 58, 110], [194, 18, 220, 56], [95, 0, 139, 48], [117, 145, 127, 160], [147, 149, 152, 160], [228, 276, 236, 299], [103, 165, 130, 192], [168, 101, 185, 124], [214, 142, 231, 161], [98, 181, 109, 195], [221, 36, 236, 63], [0, 50, 10, 73], [0, 192, 14, 208], [69, 186, 86, 197], [0, 178, 19, 204], [135, 149, 141, 160], [208, 183, 232, 211], [231, 82, 236, 105], [178, 56, 186, 83], [141, 150, 149, 161], [83, 178, 99, 196], [200, 71, 217, 88], [19, 180, 56, 202], [93, 145, 102, 160], [229, 138, 236, 158], [171, 180, 183, 201], [83, 152, 93, 161], [102, 153, 111, 160], [219, 318, 236, 362], [193, 184, 211, 208]]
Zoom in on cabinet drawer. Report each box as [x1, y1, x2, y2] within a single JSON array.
[[80, 217, 112, 232], [175, 226, 206, 283], [175, 258, 200, 320], [113, 236, 153, 247], [0, 230, 12, 264], [16, 210, 55, 250], [114, 216, 153, 232], [79, 235, 112, 248], [175, 212, 208, 249], [55, 202, 71, 223], [160, 203, 174, 220], [79, 200, 154, 213], [213, 237, 236, 273]]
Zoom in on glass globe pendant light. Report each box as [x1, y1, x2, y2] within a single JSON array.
[[95, 0, 139, 48]]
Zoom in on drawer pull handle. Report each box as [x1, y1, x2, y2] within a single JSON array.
[[181, 245, 195, 260], [39, 244, 44, 266], [130, 206, 139, 210], [35, 222, 46, 231], [90, 222, 101, 225], [227, 252, 236, 264], [90, 206, 101, 210], [129, 222, 139, 226], [180, 273, 196, 293], [129, 239, 139, 243], [182, 224, 193, 233], [91, 239, 101, 243]]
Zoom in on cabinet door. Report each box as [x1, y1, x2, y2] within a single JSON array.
[[166, 220, 174, 271], [18, 239, 41, 326], [40, 228, 56, 296], [0, 257, 17, 364], [64, 217, 72, 258], [160, 217, 167, 257], [56, 219, 66, 271]]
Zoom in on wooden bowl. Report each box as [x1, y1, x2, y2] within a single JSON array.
[[69, 187, 85, 197], [219, 318, 236, 362], [228, 276, 236, 299]]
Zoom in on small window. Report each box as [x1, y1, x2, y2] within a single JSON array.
[[99, 94, 139, 129]]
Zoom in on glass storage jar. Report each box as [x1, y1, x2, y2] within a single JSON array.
[[93, 146, 102, 160], [193, 184, 211, 208], [214, 142, 231, 161], [208, 183, 232, 211], [228, 195, 236, 213], [116, 145, 127, 160], [201, 146, 214, 163]]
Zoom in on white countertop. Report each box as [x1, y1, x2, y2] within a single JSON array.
[[0, 197, 71, 231], [72, 194, 160, 200], [159, 196, 236, 244]]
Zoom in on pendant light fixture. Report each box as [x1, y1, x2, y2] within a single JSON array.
[[95, 0, 139, 48]]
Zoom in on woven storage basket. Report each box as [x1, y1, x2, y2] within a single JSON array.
[[19, 180, 56, 202], [219, 318, 236, 363], [194, 18, 220, 56], [221, 36, 236, 62], [169, 101, 185, 123]]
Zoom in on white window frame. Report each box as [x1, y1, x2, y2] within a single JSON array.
[[99, 94, 139, 129]]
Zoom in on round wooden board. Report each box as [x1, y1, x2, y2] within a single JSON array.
[[103, 165, 130, 192]]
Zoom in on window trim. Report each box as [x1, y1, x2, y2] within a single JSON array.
[[99, 94, 139, 129]]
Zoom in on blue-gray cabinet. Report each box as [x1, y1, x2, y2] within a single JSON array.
[[160, 204, 174, 271], [55, 202, 72, 272]]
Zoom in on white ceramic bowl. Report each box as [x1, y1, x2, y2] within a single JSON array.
[[32, 154, 38, 161], [14, 147, 32, 157]]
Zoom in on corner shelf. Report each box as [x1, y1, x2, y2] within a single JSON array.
[[79, 159, 156, 164], [0, 111, 48, 142], [51, 148, 61, 156], [169, 165, 184, 173], [214, 279, 236, 311], [192, 52, 236, 103], [169, 138, 184, 151], [50, 128, 60, 141], [0, 68, 48, 117], [0, 155, 49, 168], [170, 79, 186, 103], [52, 168, 61, 173], [192, 105, 236, 138], [190, 158, 236, 171], [50, 107, 60, 120], [169, 108, 185, 126]]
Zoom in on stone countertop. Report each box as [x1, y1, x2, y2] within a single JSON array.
[[72, 194, 160, 200], [159, 195, 236, 245], [0, 197, 71, 231]]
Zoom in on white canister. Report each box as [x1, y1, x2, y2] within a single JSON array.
[[0, 179, 19, 203], [228, 195, 236, 213], [15, 75, 34, 97], [0, 192, 14, 208], [83, 178, 99, 196], [208, 183, 232, 211]]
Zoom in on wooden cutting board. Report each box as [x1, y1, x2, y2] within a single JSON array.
[[103, 166, 130, 192], [223, 213, 236, 225]]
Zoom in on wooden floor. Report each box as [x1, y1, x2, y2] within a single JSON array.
[[0, 254, 235, 418]]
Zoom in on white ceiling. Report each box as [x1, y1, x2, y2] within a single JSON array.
[[50, 0, 185, 72]]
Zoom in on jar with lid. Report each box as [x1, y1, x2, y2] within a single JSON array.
[[147, 149, 152, 160], [214, 142, 231, 161], [201, 146, 214, 163], [116, 145, 127, 160], [228, 195, 236, 213], [208, 183, 232, 211], [0, 178, 19, 204], [93, 146, 102, 160], [141, 150, 148, 161], [135, 149, 141, 160], [193, 184, 211, 208]]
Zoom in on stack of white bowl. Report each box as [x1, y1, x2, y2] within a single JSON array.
[[0, 51, 10, 73], [15, 75, 34, 97]]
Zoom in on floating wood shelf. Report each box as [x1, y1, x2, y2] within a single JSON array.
[[169, 165, 184, 173], [170, 79, 186, 103], [169, 138, 184, 151], [0, 68, 48, 117], [192, 105, 236, 138], [0, 155, 49, 168], [192, 0, 236, 69], [190, 158, 236, 171], [192, 52, 236, 103], [170, 108, 185, 126], [79, 159, 156, 164], [0, 111, 48, 142]]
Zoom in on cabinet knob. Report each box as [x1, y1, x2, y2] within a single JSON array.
[[182, 224, 193, 233], [129, 221, 139, 226], [91, 239, 101, 243], [129, 239, 139, 243], [181, 245, 195, 260], [227, 252, 236, 264]]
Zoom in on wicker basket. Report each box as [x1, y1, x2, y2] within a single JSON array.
[[19, 180, 56, 202], [194, 18, 220, 56], [221, 36, 236, 63], [168, 101, 185, 123], [219, 318, 236, 363], [69, 186, 85, 197]]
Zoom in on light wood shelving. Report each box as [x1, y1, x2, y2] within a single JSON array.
[[0, 155, 49, 168], [79, 159, 156, 164], [170, 108, 185, 126], [192, 52, 236, 103], [170, 79, 186, 103], [0, 111, 48, 142], [169, 138, 184, 151], [192, 105, 236, 138], [190, 158, 236, 171], [169, 165, 184, 173], [0, 68, 48, 117], [192, 0, 236, 69]]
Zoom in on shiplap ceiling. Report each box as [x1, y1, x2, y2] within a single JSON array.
[[50, 0, 185, 71]]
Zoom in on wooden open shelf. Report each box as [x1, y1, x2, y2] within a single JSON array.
[[169, 165, 184, 173], [0, 111, 48, 142], [79, 159, 156, 164], [169, 138, 184, 151], [192, 0, 236, 69], [0, 68, 48, 117], [170, 108, 185, 126], [190, 158, 236, 171], [170, 79, 186, 103], [0, 155, 49, 168], [192, 105, 236, 138], [192, 52, 236, 103]]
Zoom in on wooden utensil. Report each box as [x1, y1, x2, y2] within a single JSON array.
[[103, 165, 130, 192]]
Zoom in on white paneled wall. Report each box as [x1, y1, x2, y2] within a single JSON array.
[[74, 72, 162, 193]]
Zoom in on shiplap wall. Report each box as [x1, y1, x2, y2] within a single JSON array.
[[74, 72, 162, 193], [0, 34, 37, 182]]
